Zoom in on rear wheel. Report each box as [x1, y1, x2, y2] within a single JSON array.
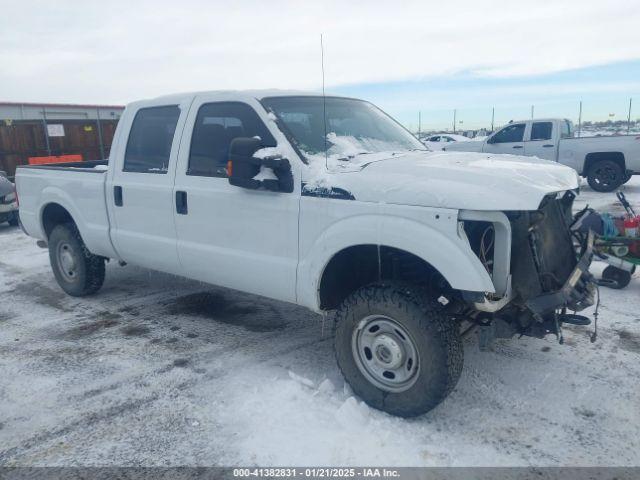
[[587, 160, 625, 192], [7, 211, 19, 227], [601, 265, 632, 289], [334, 283, 463, 417], [48, 223, 105, 296]]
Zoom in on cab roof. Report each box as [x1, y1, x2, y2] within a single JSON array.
[[126, 89, 356, 110]]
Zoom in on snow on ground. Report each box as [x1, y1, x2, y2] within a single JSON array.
[[1, 179, 640, 467]]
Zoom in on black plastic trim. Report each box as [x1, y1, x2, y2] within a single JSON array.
[[16, 160, 108, 173]]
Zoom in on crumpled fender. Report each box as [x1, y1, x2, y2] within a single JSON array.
[[296, 207, 495, 312]]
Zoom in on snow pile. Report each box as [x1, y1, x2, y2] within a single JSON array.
[[252, 166, 279, 182], [209, 368, 431, 466], [253, 145, 288, 160]]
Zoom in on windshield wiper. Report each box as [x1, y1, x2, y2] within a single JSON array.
[[336, 152, 374, 162]]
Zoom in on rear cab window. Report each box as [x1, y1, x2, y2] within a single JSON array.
[[124, 106, 180, 173], [561, 120, 573, 139]]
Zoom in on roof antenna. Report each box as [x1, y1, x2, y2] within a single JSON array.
[[321, 34, 328, 169]]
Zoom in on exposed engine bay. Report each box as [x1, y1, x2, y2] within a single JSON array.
[[460, 191, 596, 343]]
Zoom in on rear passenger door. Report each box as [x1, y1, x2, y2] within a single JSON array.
[[172, 97, 300, 303], [484, 123, 526, 154], [107, 100, 191, 275], [525, 121, 557, 161]]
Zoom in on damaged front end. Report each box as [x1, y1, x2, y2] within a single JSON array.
[[460, 191, 596, 343]]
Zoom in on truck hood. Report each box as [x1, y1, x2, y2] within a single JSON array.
[[320, 151, 579, 211]]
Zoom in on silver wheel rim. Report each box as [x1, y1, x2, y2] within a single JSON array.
[[56, 242, 78, 282], [352, 315, 420, 393]]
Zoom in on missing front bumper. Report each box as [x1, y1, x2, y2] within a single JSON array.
[[525, 230, 596, 316]]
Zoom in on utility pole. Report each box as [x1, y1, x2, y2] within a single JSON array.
[[578, 101, 582, 138], [491, 107, 495, 132], [453, 109, 457, 133], [628, 98, 633, 134], [418, 111, 421, 136], [531, 105, 534, 119]]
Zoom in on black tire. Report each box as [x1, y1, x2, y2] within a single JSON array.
[[601, 265, 631, 289], [48, 223, 105, 296], [7, 211, 19, 227], [586, 160, 625, 192], [334, 283, 463, 417]]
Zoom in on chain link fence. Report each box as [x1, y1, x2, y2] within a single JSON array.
[[407, 98, 638, 138]]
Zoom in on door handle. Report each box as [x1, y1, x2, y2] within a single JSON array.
[[114, 186, 123, 206], [512, 145, 523, 149], [543, 144, 554, 147], [176, 191, 188, 215]]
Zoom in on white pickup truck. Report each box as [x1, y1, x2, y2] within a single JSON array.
[[16, 91, 596, 417], [443, 118, 640, 192]]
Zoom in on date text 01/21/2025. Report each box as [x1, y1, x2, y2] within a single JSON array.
[[232, 467, 400, 478]]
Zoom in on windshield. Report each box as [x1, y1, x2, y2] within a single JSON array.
[[261, 96, 425, 167]]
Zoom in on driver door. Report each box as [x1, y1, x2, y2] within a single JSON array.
[[484, 123, 526, 154], [172, 96, 300, 303]]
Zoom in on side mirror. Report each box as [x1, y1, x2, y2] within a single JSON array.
[[228, 137, 293, 193]]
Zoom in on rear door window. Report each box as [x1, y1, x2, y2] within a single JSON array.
[[530, 122, 553, 141], [124, 106, 180, 173]]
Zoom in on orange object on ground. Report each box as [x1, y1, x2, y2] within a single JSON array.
[[27, 154, 83, 165]]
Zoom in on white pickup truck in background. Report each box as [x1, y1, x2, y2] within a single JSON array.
[[443, 118, 640, 192], [16, 91, 596, 417]]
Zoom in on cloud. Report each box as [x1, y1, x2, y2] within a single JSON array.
[[1, 0, 639, 103]]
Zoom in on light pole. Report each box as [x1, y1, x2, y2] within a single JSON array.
[[578, 101, 582, 138]]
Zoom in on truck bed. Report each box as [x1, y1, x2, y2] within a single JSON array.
[[15, 159, 118, 259], [559, 135, 640, 174]]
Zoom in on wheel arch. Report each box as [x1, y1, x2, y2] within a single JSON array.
[[584, 151, 626, 176], [318, 244, 455, 310], [41, 202, 76, 239]]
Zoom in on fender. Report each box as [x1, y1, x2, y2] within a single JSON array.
[[37, 185, 118, 259], [297, 206, 495, 312]]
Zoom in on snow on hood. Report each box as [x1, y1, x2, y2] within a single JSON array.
[[304, 150, 580, 211]]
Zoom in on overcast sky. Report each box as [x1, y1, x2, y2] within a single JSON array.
[[2, 0, 640, 128]]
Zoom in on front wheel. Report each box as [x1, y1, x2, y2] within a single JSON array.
[[334, 284, 463, 417], [586, 160, 625, 192], [48, 223, 105, 296]]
